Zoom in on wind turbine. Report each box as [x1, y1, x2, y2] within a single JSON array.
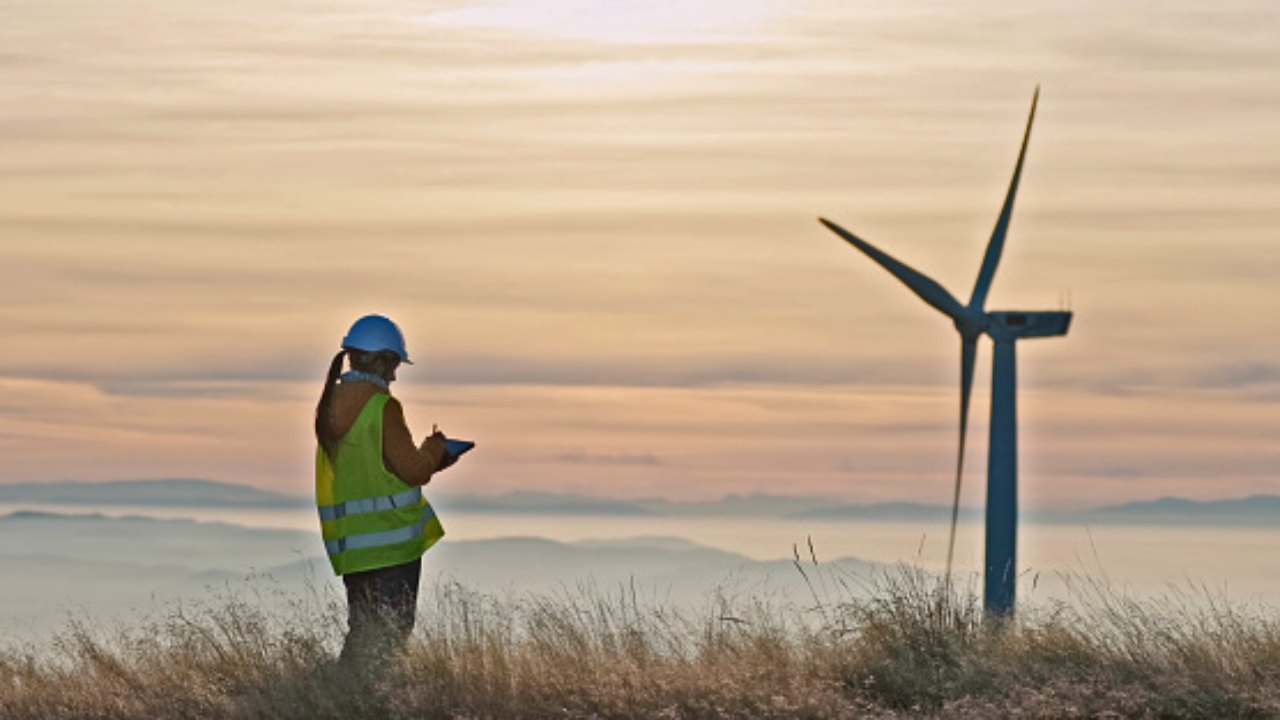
[[819, 88, 1071, 617]]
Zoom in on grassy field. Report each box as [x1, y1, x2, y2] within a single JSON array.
[[2, 567, 1278, 719]]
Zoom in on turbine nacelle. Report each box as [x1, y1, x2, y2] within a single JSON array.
[[955, 310, 1072, 342], [985, 311, 1072, 341]]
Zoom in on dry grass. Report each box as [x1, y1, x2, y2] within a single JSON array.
[[2, 568, 1278, 719]]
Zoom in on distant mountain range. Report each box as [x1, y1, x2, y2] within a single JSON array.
[[403, 490, 1280, 527], [0, 511, 881, 636], [0, 479, 307, 507], [1080, 495, 1280, 526], [0, 479, 1276, 526]]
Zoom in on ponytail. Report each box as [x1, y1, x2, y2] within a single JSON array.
[[315, 350, 347, 457]]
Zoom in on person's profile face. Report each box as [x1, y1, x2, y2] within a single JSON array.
[[381, 353, 402, 383]]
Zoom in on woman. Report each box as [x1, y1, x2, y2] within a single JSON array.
[[314, 314, 453, 661]]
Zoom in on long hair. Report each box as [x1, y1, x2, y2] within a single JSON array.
[[314, 350, 347, 457]]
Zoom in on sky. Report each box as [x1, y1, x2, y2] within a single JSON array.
[[1, 0, 1277, 509]]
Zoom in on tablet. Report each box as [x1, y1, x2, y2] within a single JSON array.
[[444, 438, 475, 458]]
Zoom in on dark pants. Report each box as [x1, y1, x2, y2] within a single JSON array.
[[340, 558, 421, 664]]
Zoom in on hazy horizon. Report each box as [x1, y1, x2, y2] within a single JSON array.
[[3, 476, 1279, 516], [3, 504, 1277, 640]]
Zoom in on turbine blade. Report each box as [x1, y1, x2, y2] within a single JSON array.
[[819, 218, 965, 321], [945, 335, 977, 583], [969, 86, 1039, 312]]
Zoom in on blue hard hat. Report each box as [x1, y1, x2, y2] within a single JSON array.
[[341, 315, 412, 364]]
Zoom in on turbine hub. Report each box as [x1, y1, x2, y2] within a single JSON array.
[[953, 310, 989, 339]]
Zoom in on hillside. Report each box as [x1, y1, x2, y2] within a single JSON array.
[[1, 566, 1276, 718]]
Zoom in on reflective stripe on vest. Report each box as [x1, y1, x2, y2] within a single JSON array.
[[317, 487, 422, 522], [324, 502, 438, 556]]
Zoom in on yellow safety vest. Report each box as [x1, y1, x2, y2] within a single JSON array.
[[315, 393, 444, 575]]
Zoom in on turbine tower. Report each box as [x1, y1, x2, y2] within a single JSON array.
[[819, 88, 1070, 617]]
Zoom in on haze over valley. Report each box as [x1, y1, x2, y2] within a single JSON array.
[[3, 479, 1276, 639]]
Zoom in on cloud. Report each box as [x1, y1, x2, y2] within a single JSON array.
[[1091, 466, 1147, 479], [1046, 6, 1280, 75], [411, 0, 787, 44], [1193, 363, 1280, 390], [422, 354, 932, 389], [80, 356, 919, 396], [554, 452, 661, 466]]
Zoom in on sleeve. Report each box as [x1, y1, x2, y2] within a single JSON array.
[[381, 396, 446, 486]]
